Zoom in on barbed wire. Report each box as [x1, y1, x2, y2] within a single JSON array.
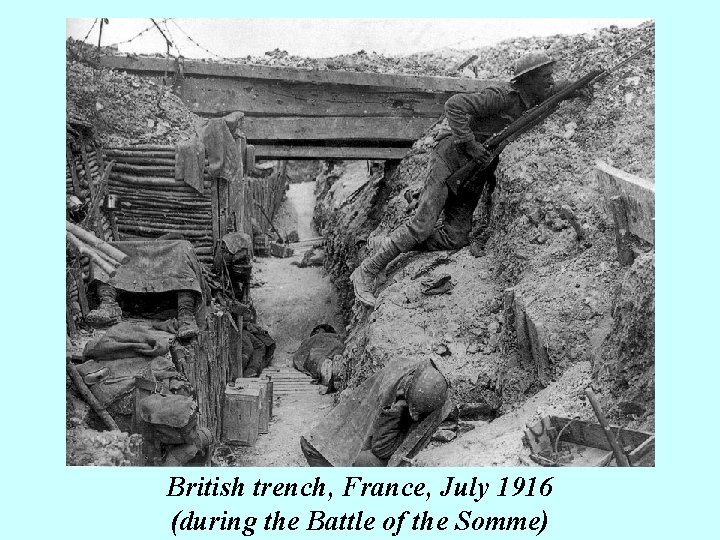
[[114, 21, 157, 46], [169, 19, 226, 60], [162, 19, 183, 57], [150, 18, 176, 53], [82, 18, 98, 43]]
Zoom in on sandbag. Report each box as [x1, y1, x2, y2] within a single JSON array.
[[139, 393, 198, 446], [139, 394, 196, 428], [76, 356, 175, 407]]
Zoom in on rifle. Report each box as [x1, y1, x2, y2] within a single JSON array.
[[445, 43, 653, 194], [387, 395, 455, 467], [254, 201, 286, 244]]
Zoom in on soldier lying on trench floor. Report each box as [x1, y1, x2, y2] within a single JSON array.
[[292, 324, 344, 392], [300, 359, 451, 466]]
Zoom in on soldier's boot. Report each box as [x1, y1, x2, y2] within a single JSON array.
[[350, 237, 401, 308], [86, 283, 122, 327], [177, 290, 199, 340]]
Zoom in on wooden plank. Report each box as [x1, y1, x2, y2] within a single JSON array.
[[218, 178, 229, 238], [72, 267, 89, 317], [552, 416, 652, 452], [513, 293, 533, 367], [595, 160, 655, 245], [112, 164, 177, 176], [179, 77, 452, 118], [228, 158, 243, 233], [453, 54, 479, 73], [172, 311, 235, 441], [254, 145, 409, 160], [609, 196, 636, 266], [242, 116, 436, 142], [262, 371, 313, 377], [525, 309, 550, 388], [223, 386, 260, 445], [67, 143, 81, 197], [99, 54, 494, 93], [262, 378, 311, 382], [628, 435, 655, 466]]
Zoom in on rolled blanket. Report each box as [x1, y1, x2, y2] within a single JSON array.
[[84, 322, 170, 360]]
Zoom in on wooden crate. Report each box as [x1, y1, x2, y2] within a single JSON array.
[[523, 416, 655, 467], [222, 384, 261, 446], [234, 377, 273, 434]]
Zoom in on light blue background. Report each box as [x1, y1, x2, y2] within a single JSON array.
[[2, 1, 716, 538]]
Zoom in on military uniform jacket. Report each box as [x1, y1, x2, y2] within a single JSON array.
[[303, 358, 427, 466], [444, 81, 535, 147]]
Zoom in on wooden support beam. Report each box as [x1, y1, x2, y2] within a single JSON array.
[[218, 177, 229, 239], [609, 196, 636, 266], [98, 54, 493, 93], [242, 116, 436, 142], [73, 266, 89, 317], [245, 145, 256, 172], [254, 145, 410, 160], [180, 77, 452, 118], [595, 160, 655, 245], [67, 360, 120, 431], [453, 54, 479, 73]]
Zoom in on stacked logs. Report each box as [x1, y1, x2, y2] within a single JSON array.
[[67, 132, 115, 332], [66, 221, 128, 277], [103, 145, 214, 265]]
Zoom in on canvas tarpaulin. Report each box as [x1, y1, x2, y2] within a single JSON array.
[[201, 118, 240, 182], [92, 239, 207, 297], [174, 136, 206, 194], [302, 357, 426, 466]]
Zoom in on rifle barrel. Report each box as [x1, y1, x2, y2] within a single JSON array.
[[446, 43, 652, 192]]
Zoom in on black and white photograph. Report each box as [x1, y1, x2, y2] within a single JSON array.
[[64, 18, 655, 468]]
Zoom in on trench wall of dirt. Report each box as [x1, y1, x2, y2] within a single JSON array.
[[317, 22, 655, 428]]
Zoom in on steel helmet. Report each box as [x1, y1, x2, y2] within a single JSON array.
[[407, 365, 448, 421], [511, 52, 556, 82]]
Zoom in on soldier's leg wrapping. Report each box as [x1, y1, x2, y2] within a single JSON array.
[[244, 335, 265, 377], [351, 153, 452, 307], [86, 282, 122, 326], [241, 332, 255, 377], [177, 290, 199, 340]]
